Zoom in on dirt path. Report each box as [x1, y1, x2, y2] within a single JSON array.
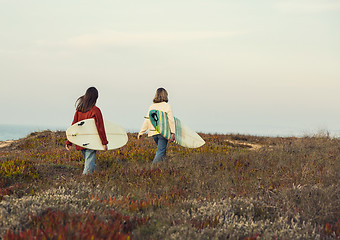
[[0, 140, 15, 149], [224, 139, 263, 150]]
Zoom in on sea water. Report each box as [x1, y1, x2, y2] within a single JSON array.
[[1, 124, 339, 142], [0, 124, 66, 141]]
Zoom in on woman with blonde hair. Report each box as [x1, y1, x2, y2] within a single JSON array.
[[138, 88, 175, 163]]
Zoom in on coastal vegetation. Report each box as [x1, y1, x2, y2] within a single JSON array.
[[0, 131, 339, 239]]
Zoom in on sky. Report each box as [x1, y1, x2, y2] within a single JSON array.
[[1, 0, 339, 136]]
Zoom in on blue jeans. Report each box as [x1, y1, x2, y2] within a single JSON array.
[[152, 134, 168, 163], [81, 149, 97, 174]]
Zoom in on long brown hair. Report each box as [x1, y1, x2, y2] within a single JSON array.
[[76, 87, 98, 112], [153, 88, 168, 103]]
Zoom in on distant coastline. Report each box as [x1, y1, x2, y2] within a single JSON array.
[[0, 124, 339, 142], [0, 124, 67, 141], [0, 124, 139, 141]]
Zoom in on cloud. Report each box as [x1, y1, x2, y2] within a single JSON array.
[[36, 30, 243, 48], [276, 0, 340, 13]]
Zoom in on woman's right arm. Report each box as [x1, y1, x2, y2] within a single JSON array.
[[65, 112, 79, 148], [138, 118, 149, 139]]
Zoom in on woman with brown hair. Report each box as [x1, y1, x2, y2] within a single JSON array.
[[66, 87, 108, 174], [138, 88, 175, 163]]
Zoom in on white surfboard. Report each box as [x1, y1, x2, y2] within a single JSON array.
[[149, 110, 205, 148], [66, 119, 128, 150]]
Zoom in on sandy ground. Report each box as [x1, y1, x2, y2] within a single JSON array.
[[224, 139, 263, 150], [0, 140, 15, 149]]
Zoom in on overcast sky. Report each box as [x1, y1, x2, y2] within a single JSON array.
[[1, 0, 339, 136]]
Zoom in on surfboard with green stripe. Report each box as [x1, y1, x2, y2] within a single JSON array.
[[149, 110, 205, 148]]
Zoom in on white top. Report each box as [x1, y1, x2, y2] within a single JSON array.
[[139, 102, 176, 137]]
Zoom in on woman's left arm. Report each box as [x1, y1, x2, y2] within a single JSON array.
[[167, 104, 176, 142], [94, 108, 109, 148]]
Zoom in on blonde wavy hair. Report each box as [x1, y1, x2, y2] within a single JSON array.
[[153, 88, 169, 103]]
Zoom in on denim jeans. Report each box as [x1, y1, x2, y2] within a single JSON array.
[[81, 149, 97, 174], [152, 134, 168, 163]]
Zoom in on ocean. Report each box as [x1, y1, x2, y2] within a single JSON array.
[[1, 124, 339, 142], [0, 124, 67, 141]]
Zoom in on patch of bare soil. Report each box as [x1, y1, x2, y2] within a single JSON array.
[[224, 139, 264, 150], [0, 140, 15, 149]]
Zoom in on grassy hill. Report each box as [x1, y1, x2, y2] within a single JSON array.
[[0, 131, 339, 239]]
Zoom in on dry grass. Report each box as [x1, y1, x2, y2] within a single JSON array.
[[0, 131, 339, 239]]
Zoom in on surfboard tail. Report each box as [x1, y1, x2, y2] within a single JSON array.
[[149, 109, 205, 148]]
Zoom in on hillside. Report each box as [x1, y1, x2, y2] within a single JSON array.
[[0, 131, 339, 239]]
